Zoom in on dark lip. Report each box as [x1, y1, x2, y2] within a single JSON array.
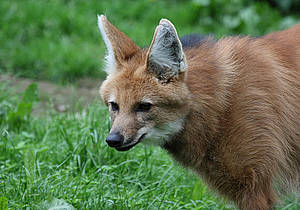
[[115, 133, 146, 152]]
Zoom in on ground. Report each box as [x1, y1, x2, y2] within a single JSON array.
[[0, 74, 102, 115]]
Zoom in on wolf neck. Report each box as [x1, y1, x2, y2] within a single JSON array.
[[163, 101, 222, 169], [163, 39, 237, 169]]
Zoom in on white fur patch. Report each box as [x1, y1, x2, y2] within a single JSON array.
[[140, 118, 184, 146], [141, 97, 153, 104], [97, 15, 116, 74]]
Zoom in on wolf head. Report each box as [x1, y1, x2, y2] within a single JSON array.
[[98, 15, 190, 151]]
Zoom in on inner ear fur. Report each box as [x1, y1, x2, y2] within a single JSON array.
[[97, 15, 140, 73], [146, 19, 187, 82]]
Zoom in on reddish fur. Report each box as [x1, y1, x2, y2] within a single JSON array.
[[99, 18, 300, 210]]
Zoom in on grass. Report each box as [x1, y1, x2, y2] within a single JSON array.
[[1, 83, 300, 210], [0, 0, 299, 83], [0, 82, 234, 209]]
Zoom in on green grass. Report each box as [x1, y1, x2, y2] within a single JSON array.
[[0, 0, 299, 83], [0, 82, 234, 209], [1, 84, 300, 209]]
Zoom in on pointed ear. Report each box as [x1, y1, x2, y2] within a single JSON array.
[[146, 19, 187, 82], [97, 15, 140, 74]]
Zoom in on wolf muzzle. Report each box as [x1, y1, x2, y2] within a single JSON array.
[[105, 131, 146, 152]]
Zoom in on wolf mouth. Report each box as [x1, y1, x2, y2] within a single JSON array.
[[115, 133, 146, 151]]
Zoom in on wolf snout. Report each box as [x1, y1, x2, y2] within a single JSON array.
[[106, 132, 124, 147]]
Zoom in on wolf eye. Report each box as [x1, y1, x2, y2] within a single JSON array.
[[136, 103, 152, 112], [109, 102, 119, 112]]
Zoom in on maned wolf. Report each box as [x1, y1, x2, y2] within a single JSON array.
[[97, 15, 300, 210]]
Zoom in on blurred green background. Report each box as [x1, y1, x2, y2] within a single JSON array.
[[0, 0, 299, 83]]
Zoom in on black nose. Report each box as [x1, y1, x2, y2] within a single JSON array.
[[106, 132, 124, 147]]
